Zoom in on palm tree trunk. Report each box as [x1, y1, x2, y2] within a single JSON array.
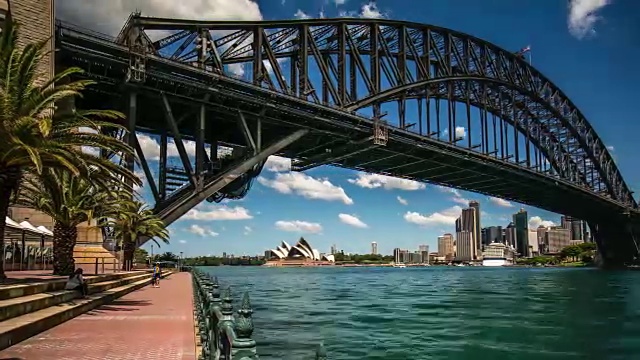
[[52, 221, 78, 276], [122, 234, 134, 271], [0, 167, 21, 281]]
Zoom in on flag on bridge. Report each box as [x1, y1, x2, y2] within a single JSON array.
[[514, 45, 532, 65]]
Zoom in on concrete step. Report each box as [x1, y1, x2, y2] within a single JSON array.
[[0, 271, 149, 301], [0, 272, 161, 322], [0, 271, 174, 351]]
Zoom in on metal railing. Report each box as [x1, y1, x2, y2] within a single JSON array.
[[190, 267, 328, 359]]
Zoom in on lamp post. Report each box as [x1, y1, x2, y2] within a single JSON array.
[[180, 251, 184, 271]]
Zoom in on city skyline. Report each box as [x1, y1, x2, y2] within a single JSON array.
[[56, 1, 640, 257]]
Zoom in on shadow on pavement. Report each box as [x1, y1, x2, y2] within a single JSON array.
[[86, 299, 153, 313]]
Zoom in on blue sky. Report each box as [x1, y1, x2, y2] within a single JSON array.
[[62, 1, 640, 257]]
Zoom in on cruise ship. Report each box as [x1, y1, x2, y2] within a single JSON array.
[[481, 242, 515, 267]]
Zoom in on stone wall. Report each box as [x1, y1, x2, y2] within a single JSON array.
[[6, 1, 104, 246], [6, 0, 55, 83]]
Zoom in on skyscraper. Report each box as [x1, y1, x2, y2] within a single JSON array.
[[455, 231, 474, 261], [469, 200, 481, 253], [456, 206, 478, 259], [371, 241, 378, 255], [484, 226, 503, 245], [513, 208, 528, 257]]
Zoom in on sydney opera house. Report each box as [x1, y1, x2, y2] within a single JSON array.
[[265, 238, 335, 266]]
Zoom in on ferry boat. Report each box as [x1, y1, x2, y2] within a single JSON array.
[[392, 263, 407, 268]]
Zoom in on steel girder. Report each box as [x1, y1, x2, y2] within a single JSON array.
[[116, 15, 635, 210]]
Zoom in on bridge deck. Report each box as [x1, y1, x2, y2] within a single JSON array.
[[0, 272, 197, 360]]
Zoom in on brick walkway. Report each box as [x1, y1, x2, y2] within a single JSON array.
[[0, 272, 196, 360]]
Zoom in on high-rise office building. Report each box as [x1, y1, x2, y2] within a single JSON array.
[[438, 233, 454, 260], [371, 242, 378, 255], [393, 248, 401, 263], [544, 226, 571, 253], [513, 208, 528, 257], [484, 226, 503, 245], [505, 223, 516, 248], [455, 231, 474, 261], [561, 216, 588, 242], [469, 200, 481, 253], [456, 206, 478, 259], [330, 244, 337, 255], [418, 244, 428, 252]]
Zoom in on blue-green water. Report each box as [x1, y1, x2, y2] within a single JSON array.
[[202, 266, 640, 360]]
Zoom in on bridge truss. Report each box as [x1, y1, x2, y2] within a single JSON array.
[[55, 14, 640, 263]]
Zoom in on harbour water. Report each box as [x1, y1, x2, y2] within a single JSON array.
[[202, 266, 640, 360]]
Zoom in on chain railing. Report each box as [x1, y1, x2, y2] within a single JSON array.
[[189, 267, 328, 359]]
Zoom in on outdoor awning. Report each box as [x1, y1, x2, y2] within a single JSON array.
[[5, 217, 22, 229], [19, 221, 47, 235], [36, 226, 53, 236]]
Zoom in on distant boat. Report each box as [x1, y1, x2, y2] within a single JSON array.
[[392, 263, 407, 268]]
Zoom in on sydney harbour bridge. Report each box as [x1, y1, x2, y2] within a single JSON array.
[[54, 13, 640, 267]]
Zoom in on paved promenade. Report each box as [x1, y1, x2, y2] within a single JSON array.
[[0, 272, 196, 360]]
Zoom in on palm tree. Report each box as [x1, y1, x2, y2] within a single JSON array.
[[0, 20, 140, 279], [109, 201, 169, 270], [17, 169, 124, 275]]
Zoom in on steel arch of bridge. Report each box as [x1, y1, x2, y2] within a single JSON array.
[[117, 15, 636, 210]]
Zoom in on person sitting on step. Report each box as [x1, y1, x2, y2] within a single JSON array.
[[65, 268, 89, 298]]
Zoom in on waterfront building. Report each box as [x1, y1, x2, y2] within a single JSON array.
[[504, 223, 516, 248], [455, 230, 474, 262], [469, 200, 482, 254], [513, 208, 528, 257], [543, 226, 571, 253], [482, 242, 516, 266], [537, 225, 548, 253], [393, 248, 411, 263], [265, 239, 335, 266], [484, 226, 503, 246], [456, 207, 478, 259], [528, 231, 539, 257], [437, 233, 454, 260], [371, 242, 378, 255]]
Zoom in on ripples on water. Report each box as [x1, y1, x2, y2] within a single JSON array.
[[202, 266, 640, 360]]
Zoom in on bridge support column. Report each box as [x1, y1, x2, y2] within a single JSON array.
[[591, 221, 639, 269]]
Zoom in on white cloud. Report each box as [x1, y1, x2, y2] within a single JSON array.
[[334, 0, 347, 5], [348, 173, 425, 191], [404, 206, 462, 227], [294, 9, 311, 19], [338, 213, 368, 229], [455, 126, 467, 139], [275, 220, 323, 233], [529, 216, 556, 229], [188, 224, 219, 237], [243, 226, 253, 235], [488, 196, 514, 208], [606, 145, 614, 151], [360, 2, 385, 18], [258, 172, 353, 204], [396, 196, 408, 205], [437, 185, 472, 206], [567, 0, 611, 39], [178, 240, 187, 244], [264, 156, 291, 172], [183, 206, 253, 221], [56, 0, 263, 37], [133, 170, 146, 192]]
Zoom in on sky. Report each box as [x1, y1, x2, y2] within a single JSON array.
[[57, 0, 640, 257]]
